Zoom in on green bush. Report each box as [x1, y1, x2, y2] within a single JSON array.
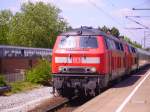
[[0, 75, 7, 86], [26, 59, 51, 85], [9, 81, 40, 94]]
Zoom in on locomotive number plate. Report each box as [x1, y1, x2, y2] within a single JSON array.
[[72, 57, 81, 63]]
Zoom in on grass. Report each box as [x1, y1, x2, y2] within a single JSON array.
[[5, 81, 41, 95]]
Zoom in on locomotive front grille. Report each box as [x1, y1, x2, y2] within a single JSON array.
[[60, 66, 96, 73], [68, 67, 85, 73]]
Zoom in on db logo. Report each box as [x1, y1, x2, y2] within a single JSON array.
[[73, 57, 81, 63]]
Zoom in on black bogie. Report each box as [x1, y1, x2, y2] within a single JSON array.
[[52, 75, 110, 98]]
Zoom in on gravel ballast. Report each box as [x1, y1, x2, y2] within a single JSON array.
[[0, 87, 53, 112]]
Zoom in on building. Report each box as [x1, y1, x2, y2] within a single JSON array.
[[0, 45, 52, 82]]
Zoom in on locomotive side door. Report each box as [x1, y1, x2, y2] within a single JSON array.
[[108, 50, 112, 77], [105, 38, 112, 80]]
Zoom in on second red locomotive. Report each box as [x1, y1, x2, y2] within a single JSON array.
[[52, 26, 150, 97]]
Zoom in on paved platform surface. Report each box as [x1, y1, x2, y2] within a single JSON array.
[[74, 67, 150, 112]]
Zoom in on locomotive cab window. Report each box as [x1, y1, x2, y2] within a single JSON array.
[[128, 46, 132, 53], [59, 36, 98, 49], [105, 38, 116, 50], [79, 36, 98, 48], [119, 43, 124, 51], [115, 41, 120, 50], [59, 36, 77, 48], [131, 47, 136, 53]]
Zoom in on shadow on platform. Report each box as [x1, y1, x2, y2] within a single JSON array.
[[113, 65, 150, 88]]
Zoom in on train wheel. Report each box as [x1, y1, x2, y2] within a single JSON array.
[[117, 76, 122, 83], [95, 85, 101, 95], [101, 75, 109, 88], [57, 89, 64, 96], [78, 88, 86, 98], [62, 87, 75, 98]]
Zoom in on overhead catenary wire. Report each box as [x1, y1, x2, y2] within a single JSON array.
[[87, 0, 138, 38], [125, 16, 149, 29], [125, 16, 150, 18], [87, 0, 125, 28], [124, 27, 146, 30], [133, 8, 150, 10]]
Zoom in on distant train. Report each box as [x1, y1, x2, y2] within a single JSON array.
[[51, 27, 150, 97]]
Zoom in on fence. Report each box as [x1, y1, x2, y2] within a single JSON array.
[[3, 72, 25, 83]]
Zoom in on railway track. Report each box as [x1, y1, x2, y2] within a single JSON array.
[[30, 66, 150, 112], [29, 95, 80, 112], [46, 97, 69, 112], [46, 96, 78, 112]]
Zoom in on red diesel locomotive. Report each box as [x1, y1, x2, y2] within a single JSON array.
[[52, 27, 150, 97]]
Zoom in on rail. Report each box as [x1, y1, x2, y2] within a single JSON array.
[[46, 96, 77, 112]]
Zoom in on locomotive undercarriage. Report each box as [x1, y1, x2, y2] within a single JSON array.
[[52, 74, 109, 97]]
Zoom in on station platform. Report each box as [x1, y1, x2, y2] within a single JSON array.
[[74, 67, 150, 112]]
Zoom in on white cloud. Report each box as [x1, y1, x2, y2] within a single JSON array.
[[20, 0, 51, 4], [63, 0, 98, 5], [64, 0, 89, 4], [20, 0, 88, 4], [20, 0, 49, 3], [9, 6, 19, 13], [20, 0, 102, 6]]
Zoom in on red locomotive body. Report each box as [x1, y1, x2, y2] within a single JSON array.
[[51, 27, 148, 97], [52, 35, 105, 74]]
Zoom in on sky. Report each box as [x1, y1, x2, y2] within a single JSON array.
[[0, 0, 150, 48]]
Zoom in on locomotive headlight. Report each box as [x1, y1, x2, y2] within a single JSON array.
[[58, 67, 68, 72], [90, 67, 96, 73], [58, 67, 63, 72]]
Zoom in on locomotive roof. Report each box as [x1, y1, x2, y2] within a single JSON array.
[[137, 48, 150, 56], [61, 27, 106, 35], [60, 27, 121, 41], [61, 27, 106, 36]]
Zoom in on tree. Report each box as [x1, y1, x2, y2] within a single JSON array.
[[26, 59, 51, 85], [8, 2, 68, 48], [132, 41, 142, 48], [124, 36, 132, 44], [0, 10, 13, 44], [99, 26, 142, 48], [99, 25, 110, 33], [124, 36, 142, 48], [110, 27, 120, 37], [99, 26, 120, 37]]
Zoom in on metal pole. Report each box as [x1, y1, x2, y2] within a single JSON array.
[[144, 31, 146, 48], [133, 8, 150, 10]]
